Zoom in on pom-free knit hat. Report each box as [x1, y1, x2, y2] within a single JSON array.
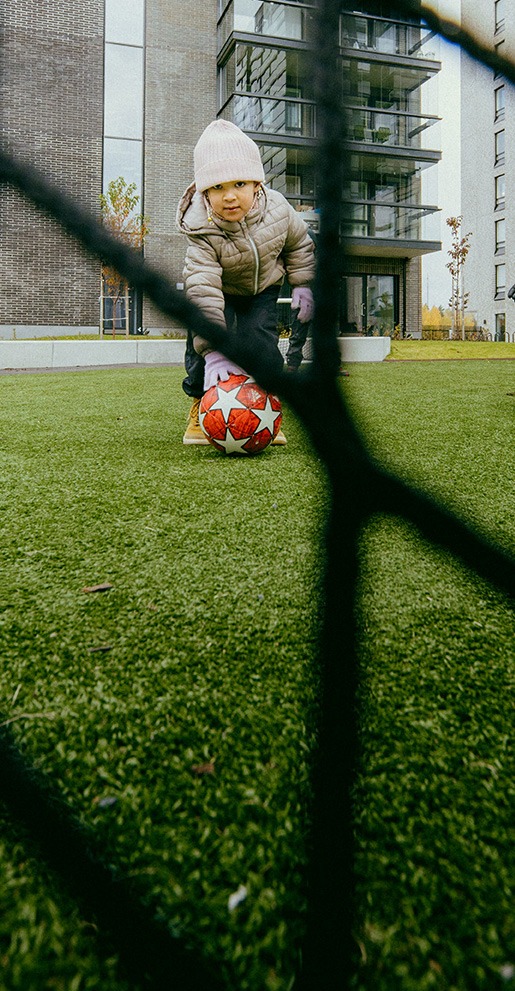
[[194, 119, 265, 192]]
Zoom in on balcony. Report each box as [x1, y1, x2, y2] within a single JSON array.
[[342, 200, 440, 251], [219, 92, 316, 139], [347, 107, 439, 151], [218, 0, 315, 53], [340, 12, 437, 60]]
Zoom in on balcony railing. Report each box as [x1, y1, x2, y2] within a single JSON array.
[[342, 200, 439, 242], [218, 0, 315, 52], [347, 107, 439, 150], [219, 92, 316, 138], [340, 13, 437, 60]]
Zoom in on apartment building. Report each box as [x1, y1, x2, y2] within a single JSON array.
[[461, 0, 514, 340], [1, 1, 441, 337], [217, 1, 442, 336]]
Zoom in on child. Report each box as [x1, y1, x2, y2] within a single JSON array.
[[176, 119, 315, 445]]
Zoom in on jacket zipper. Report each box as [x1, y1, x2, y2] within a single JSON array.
[[243, 220, 260, 295]]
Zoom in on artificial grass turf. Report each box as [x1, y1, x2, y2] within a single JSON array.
[[343, 360, 515, 990], [3, 360, 515, 989], [0, 367, 325, 991]]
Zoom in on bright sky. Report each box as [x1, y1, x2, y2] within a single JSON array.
[[421, 1, 462, 309]]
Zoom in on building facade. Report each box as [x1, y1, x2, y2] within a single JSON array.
[[0, 1, 441, 338], [461, 0, 513, 340], [217, 0, 442, 337], [0, 0, 216, 337]]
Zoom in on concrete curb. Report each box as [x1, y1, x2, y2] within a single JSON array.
[[0, 339, 187, 370], [0, 335, 390, 370]]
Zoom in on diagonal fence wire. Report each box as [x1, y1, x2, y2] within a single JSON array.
[[1, 3, 515, 988]]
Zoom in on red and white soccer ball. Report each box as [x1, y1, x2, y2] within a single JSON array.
[[199, 374, 282, 455]]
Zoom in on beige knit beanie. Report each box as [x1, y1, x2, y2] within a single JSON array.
[[194, 119, 265, 192]]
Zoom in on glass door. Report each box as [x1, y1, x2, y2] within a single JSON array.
[[366, 275, 395, 336], [341, 276, 365, 334], [341, 274, 397, 336]]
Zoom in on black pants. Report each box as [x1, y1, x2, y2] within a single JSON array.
[[285, 315, 312, 369], [182, 285, 283, 398]]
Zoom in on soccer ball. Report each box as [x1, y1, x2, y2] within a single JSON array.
[[199, 374, 282, 455]]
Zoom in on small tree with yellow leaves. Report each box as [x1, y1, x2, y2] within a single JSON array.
[[446, 216, 472, 340], [100, 177, 149, 338]]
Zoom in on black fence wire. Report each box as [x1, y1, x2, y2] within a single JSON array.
[[1, 2, 515, 989]]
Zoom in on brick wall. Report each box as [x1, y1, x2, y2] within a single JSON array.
[[0, 2, 104, 328], [142, 0, 217, 332], [406, 257, 422, 335]]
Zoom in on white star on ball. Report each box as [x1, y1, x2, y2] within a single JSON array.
[[251, 395, 282, 435], [209, 383, 247, 419], [214, 430, 253, 454]]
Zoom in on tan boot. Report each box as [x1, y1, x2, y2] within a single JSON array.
[[183, 398, 209, 445], [272, 429, 287, 446]]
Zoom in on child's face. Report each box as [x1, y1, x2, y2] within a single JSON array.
[[205, 180, 259, 222]]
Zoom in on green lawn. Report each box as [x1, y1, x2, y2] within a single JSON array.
[[345, 360, 515, 991], [2, 361, 515, 990], [0, 367, 325, 991], [387, 339, 515, 361]]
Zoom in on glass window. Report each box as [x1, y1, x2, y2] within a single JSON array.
[[104, 43, 144, 139], [495, 0, 505, 33], [496, 217, 506, 253], [495, 263, 506, 298], [495, 174, 505, 209], [495, 129, 505, 165], [105, 0, 145, 45], [220, 45, 312, 104], [234, 0, 309, 41], [495, 313, 506, 341], [495, 85, 505, 121], [258, 143, 315, 207], [103, 137, 143, 195], [494, 41, 505, 79]]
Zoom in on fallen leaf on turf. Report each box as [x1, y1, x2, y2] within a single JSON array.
[[191, 762, 215, 776], [228, 885, 248, 911], [82, 582, 114, 593]]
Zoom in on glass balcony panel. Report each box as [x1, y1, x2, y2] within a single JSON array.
[[342, 202, 439, 242], [220, 93, 315, 137], [347, 107, 438, 150], [340, 14, 435, 59], [218, 0, 315, 51], [342, 59, 438, 112]]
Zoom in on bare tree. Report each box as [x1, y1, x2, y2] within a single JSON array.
[[100, 178, 149, 338], [446, 216, 472, 341]]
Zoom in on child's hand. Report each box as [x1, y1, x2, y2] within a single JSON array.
[[204, 351, 247, 390], [292, 287, 314, 323]]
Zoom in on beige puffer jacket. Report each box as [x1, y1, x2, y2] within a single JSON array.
[[176, 183, 316, 355]]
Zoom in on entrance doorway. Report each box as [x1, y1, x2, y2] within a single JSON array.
[[341, 274, 398, 336]]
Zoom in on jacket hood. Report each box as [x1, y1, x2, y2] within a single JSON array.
[[176, 181, 267, 235]]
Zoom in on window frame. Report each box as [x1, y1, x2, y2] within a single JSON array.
[[495, 262, 506, 299]]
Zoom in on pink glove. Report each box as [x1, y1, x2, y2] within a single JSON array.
[[203, 351, 247, 391], [291, 287, 314, 323]]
